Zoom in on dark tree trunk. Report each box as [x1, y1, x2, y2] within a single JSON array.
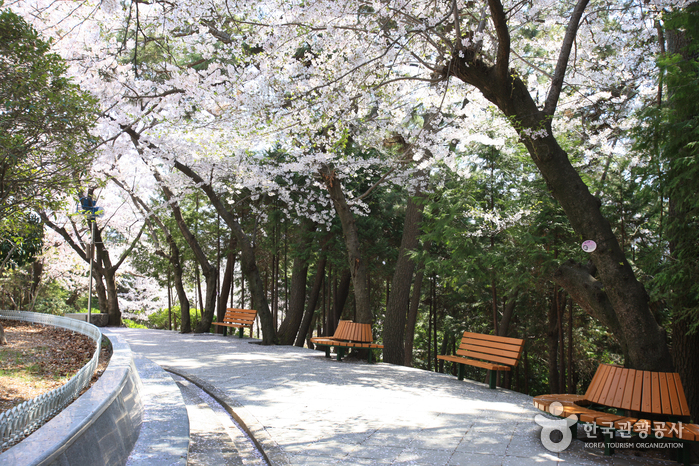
[[319, 164, 372, 324], [0, 324, 6, 345], [156, 181, 218, 334], [384, 196, 423, 364], [168, 236, 191, 333], [277, 221, 315, 345], [295, 236, 331, 347], [547, 287, 560, 394], [172, 161, 276, 344], [217, 236, 236, 334], [497, 289, 518, 338], [333, 269, 351, 323]]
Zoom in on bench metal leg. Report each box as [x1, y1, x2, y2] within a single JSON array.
[[238, 327, 244, 338], [488, 370, 496, 389], [457, 364, 465, 381], [222, 327, 228, 337], [337, 347, 345, 361], [367, 349, 373, 364], [602, 431, 614, 456]]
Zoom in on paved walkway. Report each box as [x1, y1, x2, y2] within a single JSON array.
[[108, 328, 686, 466]]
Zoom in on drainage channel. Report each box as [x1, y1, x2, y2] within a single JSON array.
[[169, 373, 268, 466]]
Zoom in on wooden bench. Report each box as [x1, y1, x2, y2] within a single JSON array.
[[310, 320, 384, 363], [534, 363, 699, 464], [437, 331, 525, 389], [211, 308, 257, 338]]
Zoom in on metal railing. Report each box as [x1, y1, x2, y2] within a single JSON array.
[[0, 311, 102, 450]]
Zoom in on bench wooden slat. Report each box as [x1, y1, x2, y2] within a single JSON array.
[[438, 331, 524, 389], [459, 342, 523, 358], [211, 308, 257, 337], [651, 371, 662, 414], [584, 361, 607, 400], [587, 363, 609, 402], [616, 368, 634, 409], [462, 331, 524, 346], [673, 373, 691, 417], [642, 371, 652, 413], [595, 365, 617, 406], [659, 372, 672, 415], [438, 354, 510, 371], [666, 373, 683, 416], [456, 348, 520, 367], [630, 370, 644, 412], [460, 338, 524, 354], [310, 321, 382, 362], [601, 365, 622, 406]]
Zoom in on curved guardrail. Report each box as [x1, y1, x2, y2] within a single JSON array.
[[0, 311, 102, 450]]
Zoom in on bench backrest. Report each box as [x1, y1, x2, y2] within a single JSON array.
[[223, 308, 257, 327], [332, 320, 374, 343], [456, 332, 525, 367], [584, 363, 691, 417]]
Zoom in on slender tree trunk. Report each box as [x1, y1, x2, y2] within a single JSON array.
[[295, 236, 331, 347], [171, 161, 276, 344], [567, 299, 575, 393], [217, 236, 236, 333], [547, 286, 560, 394], [333, 269, 351, 323], [277, 221, 315, 345], [497, 289, 518, 338]]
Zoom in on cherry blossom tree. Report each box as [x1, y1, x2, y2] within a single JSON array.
[[11, 0, 689, 369]]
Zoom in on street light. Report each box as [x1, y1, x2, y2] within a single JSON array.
[[78, 195, 102, 325]]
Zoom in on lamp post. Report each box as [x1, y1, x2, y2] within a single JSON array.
[[79, 195, 101, 325]]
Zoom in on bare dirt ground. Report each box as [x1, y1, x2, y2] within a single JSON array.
[[0, 319, 111, 413]]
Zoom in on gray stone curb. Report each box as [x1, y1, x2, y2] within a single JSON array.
[[0, 333, 142, 466], [162, 366, 290, 466], [124, 354, 189, 466]]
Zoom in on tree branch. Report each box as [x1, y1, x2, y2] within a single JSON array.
[[543, 0, 590, 115], [486, 0, 511, 80]]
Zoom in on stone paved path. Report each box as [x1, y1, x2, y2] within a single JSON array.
[[109, 328, 688, 466]]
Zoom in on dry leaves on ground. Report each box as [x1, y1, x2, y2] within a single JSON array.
[[0, 319, 111, 413]]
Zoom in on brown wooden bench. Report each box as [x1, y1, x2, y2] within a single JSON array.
[[310, 320, 384, 363], [211, 308, 257, 338], [534, 363, 699, 464], [437, 331, 525, 389]]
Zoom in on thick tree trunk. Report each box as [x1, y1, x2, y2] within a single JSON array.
[[449, 53, 672, 371], [319, 164, 372, 324], [0, 324, 6, 345], [383, 196, 423, 364]]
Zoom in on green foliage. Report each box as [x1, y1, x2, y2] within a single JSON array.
[[0, 8, 98, 231], [0, 214, 43, 270], [632, 6, 699, 334], [122, 319, 148, 329]]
